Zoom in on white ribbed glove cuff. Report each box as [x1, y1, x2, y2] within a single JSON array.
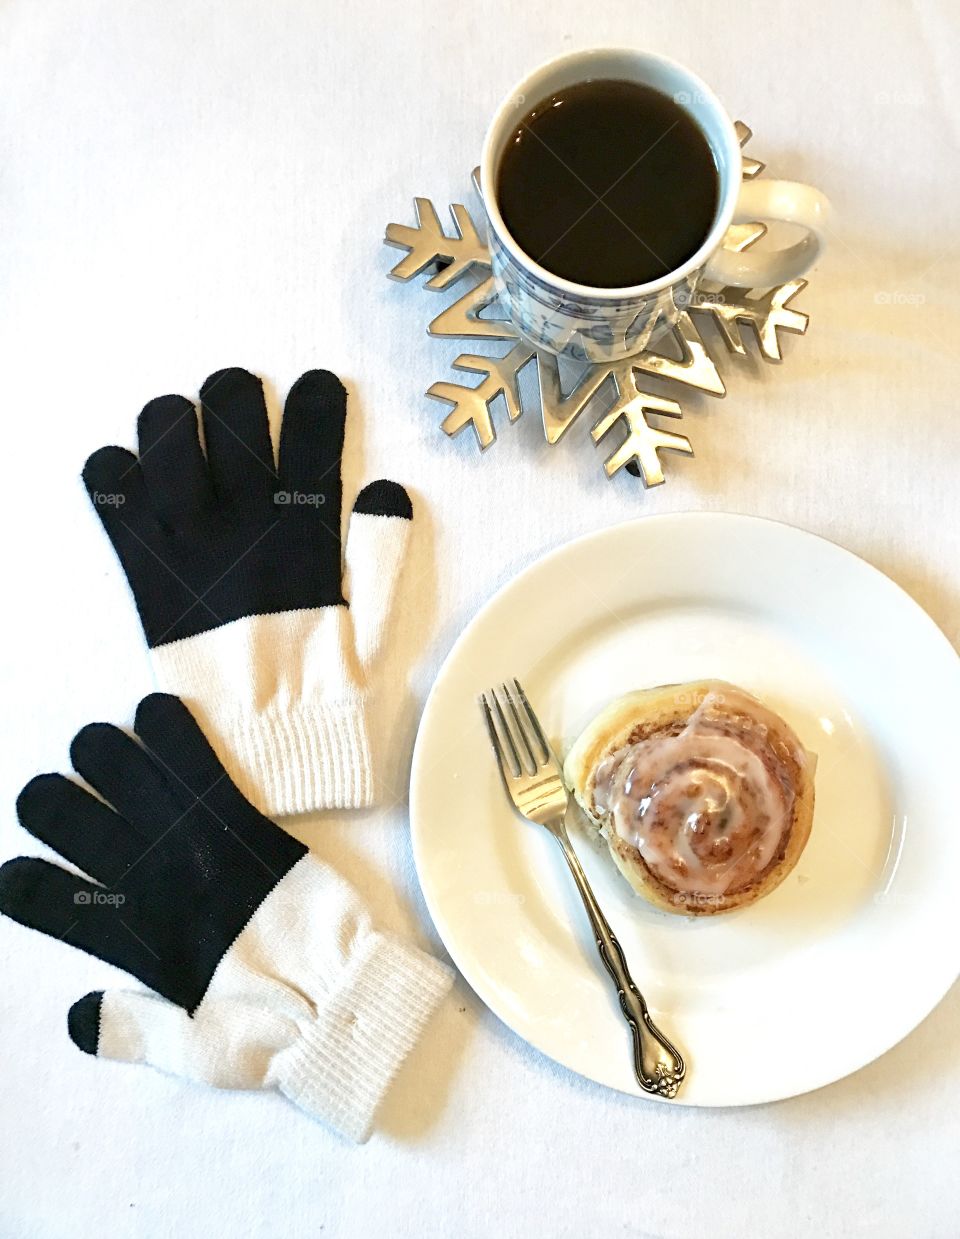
[[151, 609, 379, 817], [227, 702, 373, 817], [275, 931, 453, 1142]]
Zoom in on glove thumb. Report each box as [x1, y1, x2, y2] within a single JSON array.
[[69, 989, 288, 1090], [69, 989, 204, 1079], [343, 480, 413, 676]]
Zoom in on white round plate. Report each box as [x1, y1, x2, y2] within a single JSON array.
[[410, 513, 960, 1105]]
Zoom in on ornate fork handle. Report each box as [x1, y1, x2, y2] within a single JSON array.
[[554, 825, 686, 1099]]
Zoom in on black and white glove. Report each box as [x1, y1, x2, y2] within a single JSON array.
[[82, 367, 412, 816], [0, 694, 451, 1143]]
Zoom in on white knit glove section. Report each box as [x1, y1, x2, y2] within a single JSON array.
[[151, 511, 411, 816], [89, 855, 453, 1142]]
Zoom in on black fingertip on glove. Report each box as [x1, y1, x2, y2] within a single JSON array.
[[67, 992, 102, 1055], [354, 479, 414, 520]]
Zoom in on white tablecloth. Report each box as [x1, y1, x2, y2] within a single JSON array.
[[2, 1, 958, 1235]]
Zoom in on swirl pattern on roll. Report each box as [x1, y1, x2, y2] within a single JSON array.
[[592, 688, 808, 899]]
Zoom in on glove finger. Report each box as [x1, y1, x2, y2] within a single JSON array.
[[199, 367, 276, 509], [69, 989, 275, 1091], [69, 989, 193, 1069], [344, 481, 413, 674], [70, 722, 185, 840], [81, 446, 153, 539], [137, 394, 213, 529], [0, 856, 154, 972], [134, 693, 307, 873], [134, 694, 276, 830], [278, 369, 346, 522], [0, 856, 101, 937], [0, 857, 189, 1002], [16, 774, 149, 887], [133, 693, 230, 797]]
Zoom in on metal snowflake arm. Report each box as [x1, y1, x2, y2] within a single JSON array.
[[385, 198, 489, 290], [427, 344, 536, 449], [591, 369, 693, 486], [690, 279, 809, 362]]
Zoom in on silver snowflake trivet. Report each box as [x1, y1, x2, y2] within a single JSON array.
[[384, 124, 809, 486]]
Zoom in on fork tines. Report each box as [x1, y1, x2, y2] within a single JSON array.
[[480, 679, 554, 778]]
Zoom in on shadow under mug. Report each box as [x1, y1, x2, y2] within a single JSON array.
[[480, 48, 832, 365]]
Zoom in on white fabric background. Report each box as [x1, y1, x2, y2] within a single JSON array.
[[1, 1, 958, 1235]]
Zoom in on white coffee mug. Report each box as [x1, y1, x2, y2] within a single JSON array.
[[480, 48, 831, 364]]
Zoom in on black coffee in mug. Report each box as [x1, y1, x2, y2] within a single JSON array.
[[496, 79, 719, 288]]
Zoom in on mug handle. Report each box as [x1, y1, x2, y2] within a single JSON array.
[[701, 180, 832, 287]]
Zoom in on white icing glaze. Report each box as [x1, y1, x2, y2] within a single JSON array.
[[592, 690, 804, 897]]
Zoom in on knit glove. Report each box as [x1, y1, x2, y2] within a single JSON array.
[[82, 367, 412, 816], [0, 694, 452, 1143]]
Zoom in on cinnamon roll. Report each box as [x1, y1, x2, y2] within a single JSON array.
[[563, 681, 815, 916]]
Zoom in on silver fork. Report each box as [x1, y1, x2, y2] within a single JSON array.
[[481, 678, 686, 1099]]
